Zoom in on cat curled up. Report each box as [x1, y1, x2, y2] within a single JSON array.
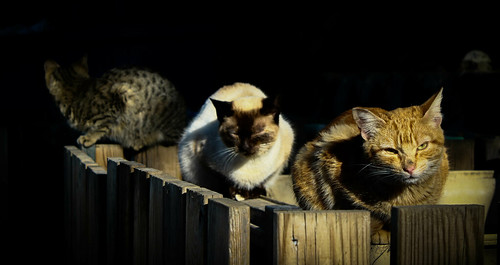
[[292, 88, 448, 235], [44, 56, 186, 150], [178, 82, 295, 200]]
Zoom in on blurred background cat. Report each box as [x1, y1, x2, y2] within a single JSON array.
[[44, 55, 186, 150]]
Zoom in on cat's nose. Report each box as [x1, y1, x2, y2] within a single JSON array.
[[404, 165, 416, 175], [240, 141, 256, 156]]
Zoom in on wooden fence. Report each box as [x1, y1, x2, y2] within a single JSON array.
[[63, 145, 488, 265]]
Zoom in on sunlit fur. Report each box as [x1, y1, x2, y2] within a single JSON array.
[[178, 83, 295, 198], [44, 56, 186, 150], [292, 89, 448, 233]]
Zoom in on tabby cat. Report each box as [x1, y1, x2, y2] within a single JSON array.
[[292, 88, 448, 234], [44, 56, 186, 150], [178, 82, 295, 199]]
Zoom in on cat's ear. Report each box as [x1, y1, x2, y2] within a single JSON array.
[[421, 88, 443, 128], [44, 60, 60, 74], [72, 55, 90, 78], [261, 95, 280, 124], [211, 98, 234, 123], [352, 108, 386, 141]]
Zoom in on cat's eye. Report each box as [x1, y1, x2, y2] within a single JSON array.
[[417, 142, 428, 151], [253, 133, 271, 142], [384, 148, 399, 154]]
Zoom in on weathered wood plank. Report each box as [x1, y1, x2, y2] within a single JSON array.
[[272, 210, 370, 265], [185, 187, 223, 265], [82, 144, 124, 169], [87, 165, 107, 265], [207, 198, 250, 265], [106, 157, 144, 265], [64, 146, 80, 264], [391, 205, 485, 265], [134, 145, 182, 179], [71, 147, 98, 265], [147, 171, 176, 265], [164, 178, 198, 265], [132, 168, 159, 265], [106, 157, 124, 265]]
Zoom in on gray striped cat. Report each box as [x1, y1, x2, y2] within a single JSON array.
[[44, 56, 186, 150]]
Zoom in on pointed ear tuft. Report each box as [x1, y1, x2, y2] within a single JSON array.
[[421, 87, 443, 127], [210, 98, 234, 123], [352, 108, 385, 141]]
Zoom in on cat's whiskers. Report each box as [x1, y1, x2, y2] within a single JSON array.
[[214, 146, 239, 172]]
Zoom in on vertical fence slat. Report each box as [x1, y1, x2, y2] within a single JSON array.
[[67, 147, 98, 265], [207, 198, 250, 265], [64, 146, 79, 265], [106, 157, 126, 265], [133, 168, 160, 265], [82, 144, 124, 169], [164, 178, 198, 265], [87, 165, 107, 265], [106, 157, 144, 265], [185, 187, 223, 265], [272, 210, 371, 265], [147, 171, 174, 265], [391, 205, 485, 265]]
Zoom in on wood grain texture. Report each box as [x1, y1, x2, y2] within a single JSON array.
[[106, 158, 144, 265], [185, 187, 223, 265], [391, 205, 485, 265], [147, 171, 176, 265], [82, 144, 124, 169], [163, 178, 198, 265], [207, 198, 250, 265], [87, 165, 107, 265], [134, 145, 181, 179], [273, 210, 370, 265]]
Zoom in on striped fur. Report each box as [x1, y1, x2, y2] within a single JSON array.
[[292, 89, 448, 234], [44, 56, 186, 150]]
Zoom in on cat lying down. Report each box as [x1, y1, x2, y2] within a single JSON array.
[[44, 56, 186, 150], [292, 88, 448, 235]]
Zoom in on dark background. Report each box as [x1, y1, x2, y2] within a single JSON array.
[[2, 3, 499, 263]]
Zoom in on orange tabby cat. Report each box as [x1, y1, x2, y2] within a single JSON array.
[[292, 88, 448, 234]]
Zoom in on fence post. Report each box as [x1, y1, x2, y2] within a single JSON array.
[[64, 146, 99, 265], [147, 171, 177, 265], [164, 178, 198, 265], [64, 146, 79, 264], [132, 168, 160, 265], [134, 145, 182, 179], [185, 187, 223, 265], [106, 157, 145, 265], [391, 204, 485, 265], [272, 210, 371, 265], [207, 198, 250, 265], [82, 144, 124, 169], [87, 165, 107, 265]]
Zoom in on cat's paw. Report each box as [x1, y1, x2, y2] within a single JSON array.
[[77, 135, 97, 147], [371, 229, 391, 245]]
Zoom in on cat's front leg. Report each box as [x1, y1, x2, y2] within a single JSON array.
[[77, 129, 109, 147]]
